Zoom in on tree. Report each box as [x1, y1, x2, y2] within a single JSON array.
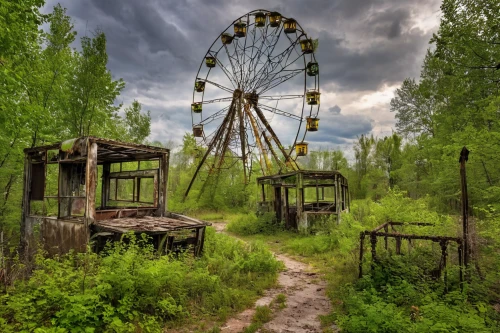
[[390, 77, 436, 138], [64, 30, 125, 137], [123, 100, 151, 143]]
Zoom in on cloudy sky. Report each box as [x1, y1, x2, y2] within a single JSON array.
[[43, 0, 442, 153]]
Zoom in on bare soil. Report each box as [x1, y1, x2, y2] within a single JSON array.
[[213, 222, 333, 333]]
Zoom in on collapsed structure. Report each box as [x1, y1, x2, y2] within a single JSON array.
[[21, 137, 209, 257], [257, 170, 350, 231]]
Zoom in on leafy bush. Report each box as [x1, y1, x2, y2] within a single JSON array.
[[226, 212, 282, 235], [0, 228, 280, 332]]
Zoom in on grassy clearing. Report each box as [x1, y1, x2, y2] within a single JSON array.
[[191, 210, 243, 224], [0, 228, 280, 332], [226, 190, 500, 332]]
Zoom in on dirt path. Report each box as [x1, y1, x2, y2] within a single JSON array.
[[212, 222, 333, 333]]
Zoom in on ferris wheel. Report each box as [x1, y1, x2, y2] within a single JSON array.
[[185, 9, 321, 197]]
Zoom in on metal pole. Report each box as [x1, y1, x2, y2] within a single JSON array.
[[459, 146, 469, 276], [359, 232, 365, 278]]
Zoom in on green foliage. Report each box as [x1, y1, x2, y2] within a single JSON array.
[[0, 229, 280, 332], [252, 305, 272, 324], [388, 0, 500, 212], [123, 100, 151, 143], [226, 213, 282, 236]]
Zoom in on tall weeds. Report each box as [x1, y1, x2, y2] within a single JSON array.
[[0, 228, 280, 332]]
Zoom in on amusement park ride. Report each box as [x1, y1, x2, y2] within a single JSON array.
[[186, 10, 349, 230]]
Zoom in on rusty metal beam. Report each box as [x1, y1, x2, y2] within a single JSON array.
[[237, 94, 248, 184], [184, 97, 236, 199], [251, 103, 299, 171]]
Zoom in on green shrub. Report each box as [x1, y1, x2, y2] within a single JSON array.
[[0, 230, 280, 332], [253, 305, 272, 324], [226, 212, 282, 235]]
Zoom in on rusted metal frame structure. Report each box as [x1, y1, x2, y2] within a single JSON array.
[[257, 170, 350, 232], [359, 221, 464, 290], [21, 137, 209, 258]]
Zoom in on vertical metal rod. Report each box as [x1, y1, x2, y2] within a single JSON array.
[[384, 225, 388, 250], [458, 242, 464, 290], [359, 232, 365, 278], [370, 233, 377, 272], [440, 240, 448, 293], [395, 236, 401, 255], [459, 147, 469, 277]]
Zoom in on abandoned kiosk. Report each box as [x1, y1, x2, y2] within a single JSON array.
[[257, 170, 350, 232], [21, 137, 208, 257]]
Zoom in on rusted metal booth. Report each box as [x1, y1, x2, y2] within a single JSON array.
[[21, 137, 209, 257], [257, 170, 350, 232]]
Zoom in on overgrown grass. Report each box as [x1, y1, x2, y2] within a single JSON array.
[[0, 228, 280, 332], [271, 293, 287, 310], [227, 189, 500, 332], [192, 210, 243, 224], [241, 305, 273, 333], [226, 212, 282, 235]]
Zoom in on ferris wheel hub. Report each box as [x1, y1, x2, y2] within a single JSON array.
[[244, 91, 259, 104], [233, 89, 243, 98]]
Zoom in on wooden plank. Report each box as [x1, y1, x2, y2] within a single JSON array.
[[158, 153, 169, 216], [94, 216, 209, 233], [85, 142, 98, 228]]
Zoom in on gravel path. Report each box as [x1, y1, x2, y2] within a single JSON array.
[[213, 222, 332, 333]]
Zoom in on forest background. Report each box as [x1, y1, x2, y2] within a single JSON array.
[[1, 0, 500, 332]]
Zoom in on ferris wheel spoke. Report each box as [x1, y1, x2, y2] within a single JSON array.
[[248, 35, 286, 88], [242, 26, 259, 90], [285, 32, 307, 59], [257, 68, 305, 94], [257, 103, 302, 121], [213, 54, 239, 87], [247, 25, 283, 90], [201, 97, 234, 104], [255, 50, 305, 93], [259, 94, 304, 100], [238, 20, 251, 86], [196, 78, 234, 93], [231, 39, 245, 84], [223, 44, 240, 86], [198, 106, 230, 125], [250, 37, 297, 90], [253, 46, 303, 92]]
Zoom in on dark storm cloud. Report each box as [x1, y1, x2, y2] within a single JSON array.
[[42, 0, 441, 144]]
